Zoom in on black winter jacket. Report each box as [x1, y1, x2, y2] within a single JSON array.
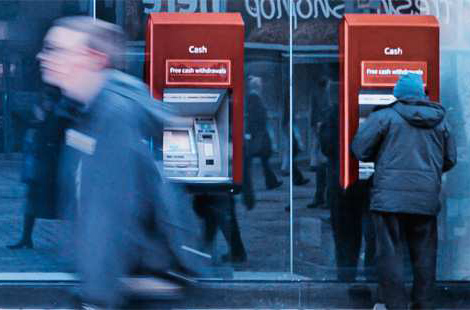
[[245, 92, 272, 157], [351, 99, 457, 215]]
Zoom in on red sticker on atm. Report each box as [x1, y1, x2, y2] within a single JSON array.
[[361, 61, 427, 87], [166, 59, 231, 86]]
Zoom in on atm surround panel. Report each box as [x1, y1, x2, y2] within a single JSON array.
[[162, 88, 231, 183]]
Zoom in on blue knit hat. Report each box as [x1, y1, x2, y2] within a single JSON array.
[[393, 73, 426, 100]]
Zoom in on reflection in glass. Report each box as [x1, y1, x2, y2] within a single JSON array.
[[0, 0, 92, 273]]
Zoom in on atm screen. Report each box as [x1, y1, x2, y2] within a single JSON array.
[[164, 130, 193, 153]]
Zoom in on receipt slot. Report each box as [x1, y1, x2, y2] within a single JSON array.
[[145, 13, 244, 190], [339, 14, 439, 189]]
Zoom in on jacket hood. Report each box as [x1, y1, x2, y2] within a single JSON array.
[[393, 73, 426, 100], [392, 99, 445, 128]]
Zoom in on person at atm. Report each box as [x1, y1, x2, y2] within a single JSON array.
[[281, 96, 310, 186], [351, 73, 457, 309]]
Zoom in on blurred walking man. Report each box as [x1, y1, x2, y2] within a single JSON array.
[[37, 16, 189, 308], [352, 73, 457, 309]]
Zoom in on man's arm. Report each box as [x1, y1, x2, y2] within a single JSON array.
[[351, 110, 388, 162], [443, 122, 457, 172]]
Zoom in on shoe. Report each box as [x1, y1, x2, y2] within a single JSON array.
[[122, 276, 184, 300], [266, 180, 283, 190], [294, 177, 310, 186], [372, 303, 387, 310], [81, 303, 103, 310], [221, 252, 247, 263], [7, 239, 33, 250], [306, 199, 325, 209], [244, 196, 256, 211]]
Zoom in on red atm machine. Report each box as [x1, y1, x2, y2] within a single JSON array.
[[339, 14, 439, 189], [145, 13, 244, 191]]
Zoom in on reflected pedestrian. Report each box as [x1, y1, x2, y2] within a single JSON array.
[[245, 75, 283, 192], [319, 102, 375, 281], [193, 193, 247, 263], [281, 96, 310, 186], [352, 73, 457, 309], [308, 76, 330, 209], [7, 86, 65, 250], [243, 75, 282, 210]]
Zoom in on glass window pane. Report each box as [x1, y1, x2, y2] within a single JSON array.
[[102, 0, 292, 280], [437, 0, 470, 281], [0, 0, 92, 274], [5, 0, 469, 287]]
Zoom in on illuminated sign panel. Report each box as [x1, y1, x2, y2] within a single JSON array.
[[166, 59, 231, 86], [361, 61, 428, 87]]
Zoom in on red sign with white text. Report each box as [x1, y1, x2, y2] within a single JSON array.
[[361, 61, 428, 87], [166, 59, 231, 86]]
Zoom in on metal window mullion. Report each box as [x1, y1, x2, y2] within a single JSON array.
[[92, 0, 96, 19], [289, 0, 294, 275]]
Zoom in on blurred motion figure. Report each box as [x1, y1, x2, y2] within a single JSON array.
[[37, 16, 199, 308]]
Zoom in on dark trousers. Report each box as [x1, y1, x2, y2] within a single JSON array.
[[372, 212, 437, 310], [330, 179, 375, 281], [242, 153, 255, 209], [242, 153, 279, 209], [194, 194, 246, 258], [260, 155, 279, 188], [315, 163, 327, 202]]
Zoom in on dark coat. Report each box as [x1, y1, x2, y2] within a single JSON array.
[[319, 103, 339, 162], [21, 96, 67, 219], [245, 92, 272, 157], [351, 99, 457, 216]]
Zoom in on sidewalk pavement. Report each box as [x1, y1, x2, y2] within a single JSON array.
[[0, 281, 470, 309]]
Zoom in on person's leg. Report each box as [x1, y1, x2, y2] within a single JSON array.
[[260, 155, 282, 190], [334, 188, 363, 281], [203, 207, 219, 247], [193, 195, 219, 247], [280, 129, 289, 175], [307, 164, 326, 208], [315, 164, 326, 201], [363, 210, 377, 281], [372, 212, 408, 310], [406, 214, 437, 310], [360, 180, 376, 280], [8, 214, 36, 249], [293, 160, 309, 186], [216, 195, 246, 262], [242, 155, 256, 209]]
